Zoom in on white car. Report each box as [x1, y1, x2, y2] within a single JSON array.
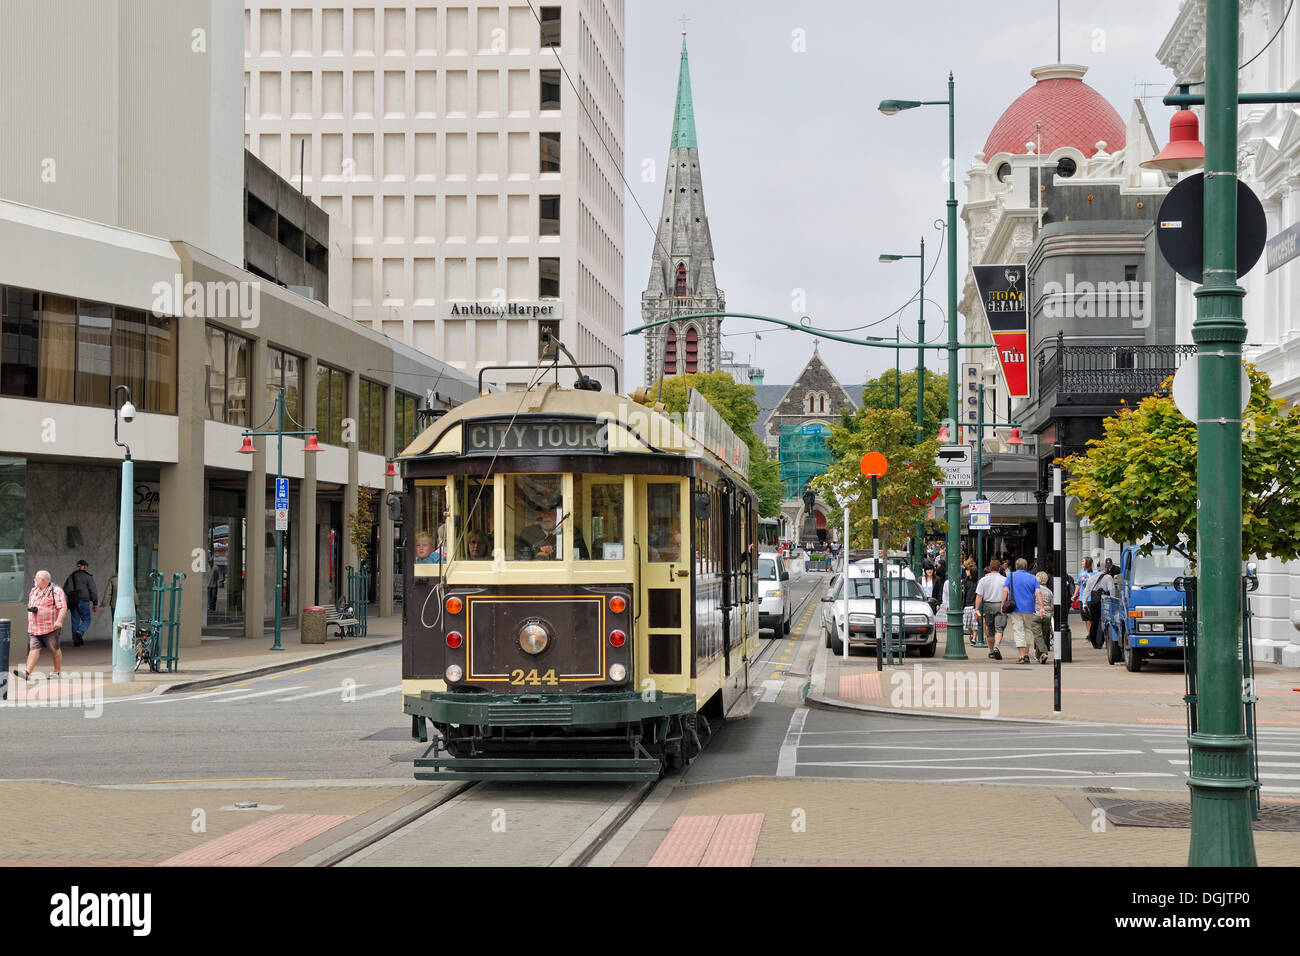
[[757, 552, 791, 635], [821, 564, 936, 657], [0, 549, 23, 603]]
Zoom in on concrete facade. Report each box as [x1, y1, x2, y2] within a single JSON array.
[[243, 1, 626, 390]]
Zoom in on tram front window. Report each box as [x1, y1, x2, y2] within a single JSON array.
[[413, 480, 448, 571], [574, 475, 624, 560], [507, 474, 564, 561], [456, 477, 495, 560]]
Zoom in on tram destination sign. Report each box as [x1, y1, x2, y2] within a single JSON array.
[[464, 418, 607, 455]]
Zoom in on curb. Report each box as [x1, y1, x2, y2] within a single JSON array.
[[155, 637, 403, 695]]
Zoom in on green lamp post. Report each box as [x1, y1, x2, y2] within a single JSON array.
[[880, 239, 927, 574], [880, 71, 965, 659], [237, 388, 321, 652]]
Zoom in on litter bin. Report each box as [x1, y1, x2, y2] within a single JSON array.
[[301, 606, 326, 644]]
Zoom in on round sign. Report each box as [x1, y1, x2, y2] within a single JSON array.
[[1156, 173, 1267, 283], [860, 452, 888, 477], [1170, 361, 1251, 422]]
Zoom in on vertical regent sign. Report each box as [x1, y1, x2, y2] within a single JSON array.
[[972, 265, 1029, 397]]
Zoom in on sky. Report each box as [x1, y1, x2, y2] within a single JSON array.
[[619, 0, 1185, 391]]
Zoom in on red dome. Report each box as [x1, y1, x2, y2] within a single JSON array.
[[982, 64, 1125, 160]]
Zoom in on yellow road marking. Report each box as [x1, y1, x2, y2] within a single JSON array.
[[148, 777, 285, 783], [264, 674, 284, 680], [293, 668, 312, 674]]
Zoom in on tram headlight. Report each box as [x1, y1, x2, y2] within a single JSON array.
[[609, 663, 627, 682], [445, 664, 464, 682], [519, 622, 549, 655]]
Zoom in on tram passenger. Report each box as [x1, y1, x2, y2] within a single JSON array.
[[466, 531, 491, 559], [414, 531, 443, 564]]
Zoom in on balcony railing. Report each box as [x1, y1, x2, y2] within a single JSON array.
[[1036, 337, 1196, 398]]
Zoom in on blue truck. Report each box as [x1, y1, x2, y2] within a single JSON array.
[[1100, 545, 1193, 672]]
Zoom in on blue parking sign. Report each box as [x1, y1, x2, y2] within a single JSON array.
[[275, 477, 289, 508]]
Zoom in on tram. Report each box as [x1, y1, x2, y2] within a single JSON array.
[[395, 362, 760, 781]]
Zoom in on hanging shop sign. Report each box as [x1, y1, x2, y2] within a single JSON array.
[[973, 264, 1029, 398]]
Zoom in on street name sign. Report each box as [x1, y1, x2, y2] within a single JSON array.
[[936, 444, 973, 488]]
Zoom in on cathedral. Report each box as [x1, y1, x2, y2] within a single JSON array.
[[641, 36, 725, 384]]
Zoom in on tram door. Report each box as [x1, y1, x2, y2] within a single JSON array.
[[637, 479, 692, 699]]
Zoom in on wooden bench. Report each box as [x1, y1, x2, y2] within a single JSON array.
[[320, 603, 360, 638]]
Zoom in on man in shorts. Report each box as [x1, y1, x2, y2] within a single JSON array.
[[14, 569, 67, 681], [1003, 558, 1041, 664], [974, 559, 1007, 660]]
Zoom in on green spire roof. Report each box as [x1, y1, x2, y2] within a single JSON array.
[[670, 37, 697, 149]]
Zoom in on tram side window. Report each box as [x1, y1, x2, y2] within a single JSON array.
[[506, 474, 564, 560], [646, 482, 681, 562], [574, 475, 624, 560], [456, 477, 495, 560], [413, 481, 447, 569]]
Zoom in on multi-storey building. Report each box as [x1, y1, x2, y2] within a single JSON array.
[[243, 1, 626, 390]]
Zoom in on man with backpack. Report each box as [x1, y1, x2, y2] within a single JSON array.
[[62, 559, 98, 648]]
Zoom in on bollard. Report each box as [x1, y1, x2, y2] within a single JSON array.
[[0, 619, 9, 701]]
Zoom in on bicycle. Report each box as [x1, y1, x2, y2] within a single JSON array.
[[133, 621, 161, 673]]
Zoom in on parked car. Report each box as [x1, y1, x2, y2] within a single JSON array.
[[757, 552, 791, 635], [821, 563, 936, 657]]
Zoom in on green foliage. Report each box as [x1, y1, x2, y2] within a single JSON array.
[[813, 406, 946, 552], [1064, 365, 1300, 564], [347, 486, 377, 564], [650, 371, 783, 517], [860, 369, 949, 437]]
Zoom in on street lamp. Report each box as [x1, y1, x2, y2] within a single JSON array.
[[880, 239, 928, 575], [880, 71, 965, 660], [237, 388, 320, 651], [111, 385, 137, 684]]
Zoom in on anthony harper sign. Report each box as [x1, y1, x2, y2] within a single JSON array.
[[972, 264, 1029, 398], [438, 300, 563, 319]]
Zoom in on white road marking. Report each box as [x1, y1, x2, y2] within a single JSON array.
[[1154, 748, 1300, 757], [276, 684, 370, 702], [142, 687, 265, 704], [352, 684, 403, 700], [777, 708, 808, 777], [760, 679, 784, 703], [211, 685, 308, 703]]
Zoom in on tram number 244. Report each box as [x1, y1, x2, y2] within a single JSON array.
[[508, 668, 559, 686]]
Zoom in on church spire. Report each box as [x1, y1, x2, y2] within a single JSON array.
[[670, 38, 698, 150]]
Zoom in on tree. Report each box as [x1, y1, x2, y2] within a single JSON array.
[[860, 369, 949, 437], [347, 486, 377, 565], [1063, 364, 1300, 564], [649, 371, 784, 517], [812, 406, 946, 552]]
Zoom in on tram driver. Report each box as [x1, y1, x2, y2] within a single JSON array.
[[516, 507, 562, 560]]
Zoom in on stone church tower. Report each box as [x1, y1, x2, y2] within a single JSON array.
[[642, 36, 724, 384]]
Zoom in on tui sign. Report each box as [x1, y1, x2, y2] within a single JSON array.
[[972, 264, 1029, 398]]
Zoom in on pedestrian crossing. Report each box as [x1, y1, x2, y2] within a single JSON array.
[[1130, 725, 1300, 795], [110, 679, 403, 709]]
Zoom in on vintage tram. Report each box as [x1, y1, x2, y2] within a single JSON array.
[[396, 372, 761, 781]]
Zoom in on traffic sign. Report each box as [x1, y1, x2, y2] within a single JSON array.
[[275, 508, 289, 531], [275, 477, 289, 509], [1156, 173, 1267, 283], [860, 452, 888, 478], [1171, 361, 1251, 422], [969, 499, 991, 529], [936, 445, 973, 488]]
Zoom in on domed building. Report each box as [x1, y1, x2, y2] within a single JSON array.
[[956, 61, 1182, 576]]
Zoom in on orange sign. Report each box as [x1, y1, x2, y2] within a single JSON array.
[[860, 452, 888, 478]]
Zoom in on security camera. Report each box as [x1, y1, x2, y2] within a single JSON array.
[[120, 401, 137, 422]]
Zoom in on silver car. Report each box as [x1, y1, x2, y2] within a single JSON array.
[[821, 568, 936, 657]]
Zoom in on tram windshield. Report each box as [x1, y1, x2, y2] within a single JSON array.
[[413, 481, 448, 573], [455, 477, 495, 560], [574, 474, 625, 560], [506, 474, 564, 561]]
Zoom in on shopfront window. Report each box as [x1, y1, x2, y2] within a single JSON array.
[[506, 474, 563, 561], [0, 457, 26, 603], [455, 477, 495, 560], [647, 482, 681, 562], [413, 480, 447, 573], [574, 475, 624, 561]]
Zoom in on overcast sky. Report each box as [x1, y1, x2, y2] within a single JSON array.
[[620, 0, 1184, 391]]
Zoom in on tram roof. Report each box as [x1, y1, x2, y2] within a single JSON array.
[[398, 384, 750, 481]]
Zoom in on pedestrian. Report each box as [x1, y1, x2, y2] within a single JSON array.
[[1003, 557, 1040, 664], [62, 559, 98, 647], [205, 553, 218, 612], [961, 565, 978, 644], [974, 559, 1007, 659], [13, 570, 67, 681], [1074, 557, 1094, 611], [919, 564, 940, 613], [1083, 561, 1111, 648], [1034, 570, 1054, 664]]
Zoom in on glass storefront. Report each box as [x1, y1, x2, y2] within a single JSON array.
[[0, 457, 25, 603]]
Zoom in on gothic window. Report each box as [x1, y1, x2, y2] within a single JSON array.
[[674, 262, 687, 297], [684, 327, 698, 373], [819, 394, 825, 412], [664, 327, 677, 375]]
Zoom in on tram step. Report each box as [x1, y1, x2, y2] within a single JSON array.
[[414, 754, 661, 782]]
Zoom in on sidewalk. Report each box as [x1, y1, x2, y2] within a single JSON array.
[[809, 612, 1300, 726], [4, 614, 403, 701]]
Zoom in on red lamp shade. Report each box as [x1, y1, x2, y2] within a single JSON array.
[[1141, 108, 1205, 173], [385, 460, 398, 477], [1006, 427, 1024, 445], [236, 436, 256, 454], [303, 434, 322, 453], [937, 425, 950, 442]]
